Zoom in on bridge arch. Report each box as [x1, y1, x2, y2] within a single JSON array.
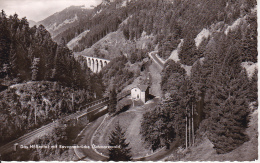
[[82, 56, 110, 73], [100, 60, 103, 69]]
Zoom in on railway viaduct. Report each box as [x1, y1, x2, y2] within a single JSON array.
[[83, 56, 110, 73]]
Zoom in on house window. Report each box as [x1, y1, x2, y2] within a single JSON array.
[[137, 94, 139, 99]]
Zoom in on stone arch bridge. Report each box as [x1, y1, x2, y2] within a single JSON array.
[[83, 56, 110, 73]]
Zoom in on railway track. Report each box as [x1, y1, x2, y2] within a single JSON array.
[[0, 98, 109, 155]]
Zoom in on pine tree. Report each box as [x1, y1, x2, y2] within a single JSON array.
[[191, 60, 204, 89], [108, 122, 132, 161], [0, 10, 11, 72], [207, 70, 250, 154], [31, 57, 40, 81], [241, 13, 257, 62], [108, 86, 117, 114], [162, 95, 183, 147], [161, 60, 186, 94], [190, 60, 207, 132], [140, 107, 162, 151], [178, 37, 199, 66], [248, 68, 257, 104], [52, 45, 68, 85], [9, 43, 19, 78]]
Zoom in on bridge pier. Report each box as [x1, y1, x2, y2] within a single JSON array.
[[95, 60, 99, 73], [88, 58, 91, 69], [92, 59, 95, 72], [98, 60, 103, 73]]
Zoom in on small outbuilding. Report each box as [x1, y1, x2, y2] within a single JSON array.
[[131, 84, 150, 104]]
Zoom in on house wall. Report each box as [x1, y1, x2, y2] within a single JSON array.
[[140, 91, 146, 103], [131, 88, 141, 100]]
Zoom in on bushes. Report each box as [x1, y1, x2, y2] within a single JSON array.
[[128, 49, 148, 64], [115, 98, 132, 115]]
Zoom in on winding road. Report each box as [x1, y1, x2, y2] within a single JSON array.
[[75, 116, 108, 161], [149, 51, 164, 69], [75, 114, 179, 161]]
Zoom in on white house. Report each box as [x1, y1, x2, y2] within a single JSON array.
[[131, 84, 149, 103]]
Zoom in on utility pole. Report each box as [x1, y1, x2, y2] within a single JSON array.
[[71, 92, 75, 111], [185, 106, 188, 149], [32, 96, 37, 125], [189, 110, 191, 147], [192, 102, 195, 145], [35, 101, 37, 125]]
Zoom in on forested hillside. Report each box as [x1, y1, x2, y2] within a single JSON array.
[[139, 0, 257, 157], [55, 0, 256, 60], [54, 1, 127, 52], [0, 10, 100, 89], [0, 10, 103, 146]]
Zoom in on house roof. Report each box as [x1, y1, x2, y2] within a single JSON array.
[[137, 84, 149, 92]]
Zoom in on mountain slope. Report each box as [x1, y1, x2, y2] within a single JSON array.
[[37, 5, 93, 40], [74, 30, 132, 60]]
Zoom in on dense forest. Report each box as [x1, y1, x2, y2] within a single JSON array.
[[0, 11, 103, 146], [0, 10, 96, 89], [140, 0, 257, 154], [121, 0, 257, 60], [55, 0, 256, 60]]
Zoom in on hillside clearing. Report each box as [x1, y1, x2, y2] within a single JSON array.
[[92, 98, 160, 158]]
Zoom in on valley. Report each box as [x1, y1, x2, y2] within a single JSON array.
[[0, 0, 258, 161]]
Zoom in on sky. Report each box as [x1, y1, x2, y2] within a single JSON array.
[[0, 0, 102, 22]]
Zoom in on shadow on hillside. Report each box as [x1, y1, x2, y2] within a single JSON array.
[[147, 94, 156, 100], [115, 104, 131, 116]]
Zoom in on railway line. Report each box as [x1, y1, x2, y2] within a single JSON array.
[[0, 97, 110, 156]]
